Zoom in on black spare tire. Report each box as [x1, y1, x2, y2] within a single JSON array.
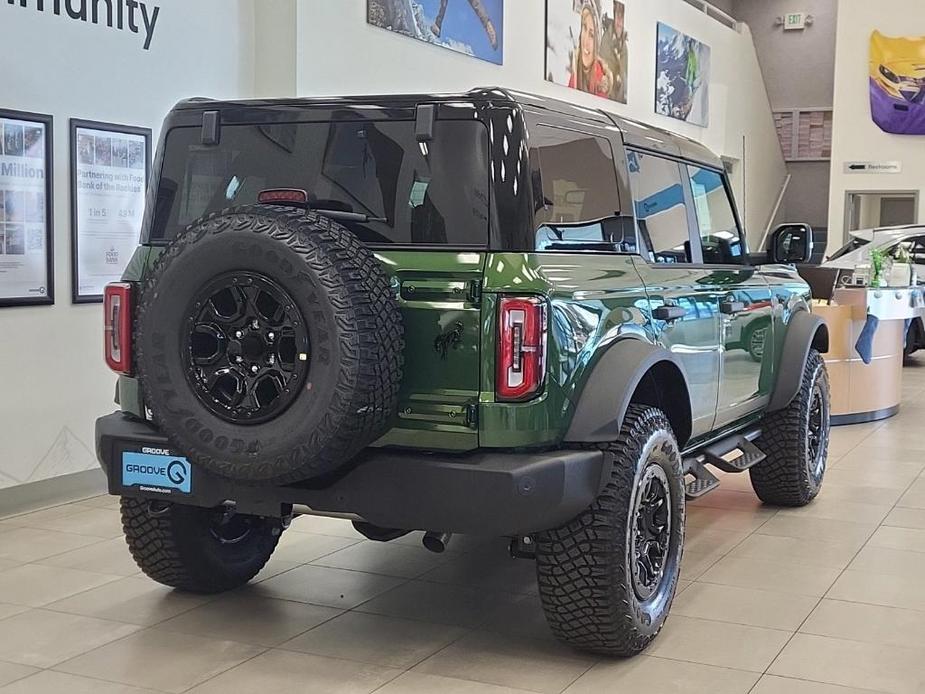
[[136, 205, 404, 484]]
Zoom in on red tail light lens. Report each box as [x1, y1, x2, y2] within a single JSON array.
[[104, 283, 133, 375], [257, 188, 308, 205], [497, 296, 547, 401]]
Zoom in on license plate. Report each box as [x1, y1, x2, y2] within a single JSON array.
[[121, 450, 192, 495]]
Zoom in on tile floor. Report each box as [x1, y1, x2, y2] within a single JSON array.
[[1, 363, 925, 693]]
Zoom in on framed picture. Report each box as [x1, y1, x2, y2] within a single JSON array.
[[655, 23, 711, 127], [0, 109, 54, 308], [367, 0, 504, 65], [545, 0, 629, 104], [870, 30, 925, 135], [70, 119, 151, 303]]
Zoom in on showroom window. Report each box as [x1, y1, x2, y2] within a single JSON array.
[[149, 120, 491, 247], [687, 164, 744, 265], [531, 126, 634, 253], [627, 150, 693, 263]]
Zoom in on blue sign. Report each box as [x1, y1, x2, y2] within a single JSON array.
[[122, 451, 192, 494]]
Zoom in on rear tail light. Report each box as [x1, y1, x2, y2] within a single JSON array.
[[497, 296, 547, 401], [257, 188, 309, 205], [104, 283, 133, 375]]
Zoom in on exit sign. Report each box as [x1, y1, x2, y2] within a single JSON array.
[[784, 13, 807, 30]]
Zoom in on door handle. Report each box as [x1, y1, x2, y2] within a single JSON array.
[[653, 305, 686, 322], [720, 300, 746, 315]]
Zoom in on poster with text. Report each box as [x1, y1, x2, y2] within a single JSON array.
[[367, 0, 503, 65], [546, 0, 628, 104], [870, 30, 925, 135], [0, 112, 53, 306], [655, 23, 711, 127], [72, 121, 150, 302]]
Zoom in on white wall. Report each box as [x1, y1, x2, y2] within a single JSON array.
[[285, 0, 786, 246], [829, 0, 925, 243], [0, 0, 255, 490]]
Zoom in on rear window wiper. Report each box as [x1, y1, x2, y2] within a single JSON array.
[[310, 208, 387, 224]]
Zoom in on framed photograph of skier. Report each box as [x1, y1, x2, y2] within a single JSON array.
[[655, 23, 711, 127], [70, 119, 151, 303], [367, 0, 504, 65], [0, 109, 54, 308], [545, 0, 629, 104]]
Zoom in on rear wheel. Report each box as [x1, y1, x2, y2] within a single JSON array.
[[121, 497, 282, 593], [751, 349, 830, 506], [534, 405, 685, 656]]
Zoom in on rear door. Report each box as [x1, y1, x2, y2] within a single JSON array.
[[626, 149, 722, 442], [684, 163, 774, 429]]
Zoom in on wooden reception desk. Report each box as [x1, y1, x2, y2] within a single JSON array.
[[813, 287, 925, 425]]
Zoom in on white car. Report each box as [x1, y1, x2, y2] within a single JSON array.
[[824, 224, 925, 355]]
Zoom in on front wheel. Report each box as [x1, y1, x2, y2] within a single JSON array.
[[534, 405, 685, 656], [751, 349, 830, 506], [121, 498, 282, 593]]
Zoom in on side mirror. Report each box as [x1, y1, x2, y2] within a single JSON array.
[[769, 223, 814, 265]]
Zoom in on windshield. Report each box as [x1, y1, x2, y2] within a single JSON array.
[[828, 237, 869, 261], [147, 119, 491, 246]]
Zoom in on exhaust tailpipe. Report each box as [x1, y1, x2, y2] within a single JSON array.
[[422, 531, 452, 553]]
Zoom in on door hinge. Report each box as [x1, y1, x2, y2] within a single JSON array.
[[466, 403, 479, 427], [468, 279, 483, 304]]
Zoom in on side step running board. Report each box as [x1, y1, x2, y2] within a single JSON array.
[[682, 428, 764, 500]]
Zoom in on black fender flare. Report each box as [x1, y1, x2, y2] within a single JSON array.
[[768, 310, 829, 411], [564, 338, 692, 445]]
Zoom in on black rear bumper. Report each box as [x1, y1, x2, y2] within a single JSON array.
[[96, 412, 610, 535]]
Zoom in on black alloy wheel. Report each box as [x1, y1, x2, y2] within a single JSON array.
[[184, 272, 310, 425], [806, 380, 828, 484], [631, 463, 673, 601]]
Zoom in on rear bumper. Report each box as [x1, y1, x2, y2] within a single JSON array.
[[95, 412, 610, 535]]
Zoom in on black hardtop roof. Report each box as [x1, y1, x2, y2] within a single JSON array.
[[174, 86, 723, 169]]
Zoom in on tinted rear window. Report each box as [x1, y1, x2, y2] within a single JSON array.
[[148, 120, 490, 246]]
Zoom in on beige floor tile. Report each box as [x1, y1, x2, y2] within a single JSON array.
[[282, 611, 465, 668], [755, 514, 876, 546], [47, 576, 211, 626], [251, 558, 302, 583], [681, 489, 767, 512], [0, 671, 160, 693], [413, 629, 595, 694], [1, 508, 123, 539], [55, 629, 264, 694], [684, 504, 776, 533], [897, 479, 925, 509], [683, 528, 750, 556], [769, 633, 925, 694], [883, 506, 925, 530], [816, 482, 904, 507], [271, 531, 362, 564], [73, 495, 122, 510], [837, 446, 925, 469], [0, 564, 120, 607], [752, 674, 892, 694], [825, 467, 922, 492], [727, 534, 861, 570], [355, 579, 520, 628], [0, 504, 76, 526], [37, 537, 139, 576], [848, 544, 925, 578], [672, 582, 818, 631], [801, 599, 925, 649], [562, 655, 759, 694], [376, 672, 536, 694], [645, 614, 791, 673], [680, 549, 726, 580], [418, 551, 538, 595], [0, 609, 140, 667], [0, 603, 28, 621], [185, 649, 400, 694], [700, 555, 841, 597], [868, 525, 925, 553], [288, 515, 365, 539], [249, 564, 405, 609], [312, 540, 452, 579], [0, 527, 101, 563], [770, 497, 891, 525], [0, 663, 38, 689], [827, 570, 925, 612], [155, 594, 341, 647], [478, 595, 557, 644], [0, 559, 19, 574]]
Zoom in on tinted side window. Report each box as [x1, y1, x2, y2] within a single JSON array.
[[687, 165, 743, 264], [627, 150, 692, 263], [531, 126, 633, 252]]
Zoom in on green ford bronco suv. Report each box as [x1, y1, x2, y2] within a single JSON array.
[[96, 87, 830, 656]]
